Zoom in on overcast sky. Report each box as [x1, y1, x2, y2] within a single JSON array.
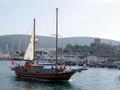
[[0, 0, 120, 40]]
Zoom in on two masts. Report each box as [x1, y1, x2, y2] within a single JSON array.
[[11, 8, 79, 81]]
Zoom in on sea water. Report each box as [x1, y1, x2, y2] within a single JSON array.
[[0, 61, 120, 90]]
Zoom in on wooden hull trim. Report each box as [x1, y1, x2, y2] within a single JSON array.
[[15, 71, 75, 81]]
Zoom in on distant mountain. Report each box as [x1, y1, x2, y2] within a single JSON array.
[[0, 34, 120, 53]]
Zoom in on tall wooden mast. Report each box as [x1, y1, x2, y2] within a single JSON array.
[[24, 18, 36, 61], [55, 8, 58, 67], [33, 18, 36, 62]]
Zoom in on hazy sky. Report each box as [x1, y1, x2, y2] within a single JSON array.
[[0, 0, 120, 40]]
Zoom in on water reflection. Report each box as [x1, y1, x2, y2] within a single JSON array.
[[13, 76, 80, 90]]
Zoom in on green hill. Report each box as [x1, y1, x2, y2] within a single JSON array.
[[0, 34, 120, 54]]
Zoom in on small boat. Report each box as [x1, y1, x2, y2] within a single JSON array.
[[11, 8, 79, 81]]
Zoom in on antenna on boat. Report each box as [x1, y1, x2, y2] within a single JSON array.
[[55, 8, 58, 67]]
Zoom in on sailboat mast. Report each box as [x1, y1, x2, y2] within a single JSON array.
[[24, 19, 36, 61], [55, 8, 58, 67], [33, 18, 36, 61]]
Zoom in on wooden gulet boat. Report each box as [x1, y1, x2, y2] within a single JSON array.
[[12, 8, 78, 81]]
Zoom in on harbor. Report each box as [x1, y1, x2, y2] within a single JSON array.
[[0, 0, 120, 90], [1, 61, 120, 90]]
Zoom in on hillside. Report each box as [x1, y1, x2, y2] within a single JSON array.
[[0, 34, 120, 53]]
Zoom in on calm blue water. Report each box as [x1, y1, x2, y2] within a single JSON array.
[[1, 61, 120, 90]]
